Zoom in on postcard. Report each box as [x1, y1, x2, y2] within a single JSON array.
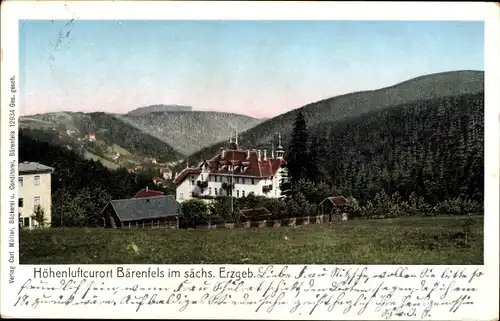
[[1, 1, 499, 319]]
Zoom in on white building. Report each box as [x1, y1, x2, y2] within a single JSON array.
[[174, 133, 288, 203], [18, 162, 54, 229]]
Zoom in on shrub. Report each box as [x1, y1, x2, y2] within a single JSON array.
[[433, 197, 483, 215], [181, 199, 209, 227], [31, 205, 48, 228]]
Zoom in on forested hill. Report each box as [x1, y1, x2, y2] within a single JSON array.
[[18, 131, 153, 227], [310, 91, 484, 203], [188, 70, 484, 163], [118, 111, 263, 155]]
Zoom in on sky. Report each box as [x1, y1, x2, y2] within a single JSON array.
[[19, 20, 484, 118]]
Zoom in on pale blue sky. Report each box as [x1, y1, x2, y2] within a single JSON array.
[[19, 20, 484, 118]]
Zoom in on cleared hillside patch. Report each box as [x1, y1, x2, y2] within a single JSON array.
[[20, 216, 483, 265], [83, 150, 120, 169]]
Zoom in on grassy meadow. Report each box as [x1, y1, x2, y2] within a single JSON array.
[[20, 216, 483, 265]]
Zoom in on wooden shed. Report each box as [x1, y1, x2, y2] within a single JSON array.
[[319, 196, 348, 222], [100, 195, 182, 229]]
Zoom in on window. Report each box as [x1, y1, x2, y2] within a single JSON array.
[[251, 178, 255, 185], [34, 175, 40, 185], [19, 177, 23, 187], [214, 188, 218, 196], [208, 187, 212, 195], [242, 190, 245, 197], [236, 190, 240, 198], [34, 196, 40, 206], [191, 180, 195, 186], [235, 177, 240, 184], [19, 198, 23, 208], [180, 193, 184, 199], [23, 217, 30, 228]]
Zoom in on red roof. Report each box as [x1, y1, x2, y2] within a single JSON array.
[[174, 149, 286, 184], [321, 196, 348, 206], [133, 189, 164, 198]]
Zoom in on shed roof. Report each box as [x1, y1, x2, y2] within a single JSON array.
[[320, 196, 348, 207], [105, 195, 182, 222]]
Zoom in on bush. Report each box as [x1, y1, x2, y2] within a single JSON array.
[[181, 199, 209, 227], [433, 197, 483, 215], [344, 196, 362, 218], [286, 192, 316, 217]]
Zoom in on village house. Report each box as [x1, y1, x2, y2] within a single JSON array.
[[18, 162, 54, 229], [174, 133, 288, 203], [99, 195, 182, 229]]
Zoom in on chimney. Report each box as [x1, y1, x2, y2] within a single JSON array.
[[257, 150, 261, 161], [246, 150, 250, 159], [221, 147, 225, 159], [263, 149, 267, 161], [146, 186, 148, 191], [271, 143, 275, 159]]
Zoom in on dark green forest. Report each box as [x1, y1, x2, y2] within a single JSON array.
[[19, 130, 155, 227], [308, 92, 484, 204]]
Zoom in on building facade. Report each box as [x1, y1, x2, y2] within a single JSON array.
[[174, 133, 288, 203], [18, 162, 54, 229]]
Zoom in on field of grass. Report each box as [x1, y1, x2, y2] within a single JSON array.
[[20, 216, 483, 265]]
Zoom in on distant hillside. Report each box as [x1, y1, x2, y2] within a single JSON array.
[[127, 104, 193, 115], [118, 111, 263, 155], [19, 112, 184, 169], [188, 70, 484, 162]]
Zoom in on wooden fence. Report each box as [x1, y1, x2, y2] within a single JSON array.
[[195, 214, 344, 230]]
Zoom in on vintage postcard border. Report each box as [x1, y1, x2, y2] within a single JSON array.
[[1, 1, 499, 319]]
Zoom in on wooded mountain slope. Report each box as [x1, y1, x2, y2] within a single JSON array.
[[20, 112, 184, 165], [313, 91, 484, 203], [188, 70, 484, 162], [118, 111, 263, 155]]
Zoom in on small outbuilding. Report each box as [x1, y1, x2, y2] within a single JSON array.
[[238, 207, 272, 222], [319, 196, 348, 222], [100, 195, 182, 229]]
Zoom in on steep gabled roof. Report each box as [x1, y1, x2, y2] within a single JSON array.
[[174, 149, 287, 184], [104, 195, 182, 222]]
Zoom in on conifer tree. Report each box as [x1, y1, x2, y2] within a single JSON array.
[[287, 111, 309, 185], [306, 135, 322, 183]]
